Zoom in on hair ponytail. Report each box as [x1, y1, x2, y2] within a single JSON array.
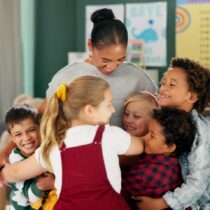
[[40, 95, 68, 172]]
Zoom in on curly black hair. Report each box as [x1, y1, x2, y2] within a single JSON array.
[[170, 57, 210, 113], [153, 108, 196, 157]]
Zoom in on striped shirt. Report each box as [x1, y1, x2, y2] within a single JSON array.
[[9, 148, 43, 210]]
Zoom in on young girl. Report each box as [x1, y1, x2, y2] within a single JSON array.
[[1, 75, 144, 210], [123, 92, 159, 137], [134, 57, 210, 210], [120, 92, 159, 168]]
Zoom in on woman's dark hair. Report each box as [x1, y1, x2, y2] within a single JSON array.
[[153, 108, 196, 157], [90, 8, 128, 49], [170, 57, 210, 113]]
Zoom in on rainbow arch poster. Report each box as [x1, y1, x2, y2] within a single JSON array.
[[176, 0, 210, 68]]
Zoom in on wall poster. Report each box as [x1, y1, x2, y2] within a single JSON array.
[[176, 0, 210, 68], [126, 2, 167, 67]]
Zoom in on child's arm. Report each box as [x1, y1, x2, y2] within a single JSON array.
[[22, 173, 55, 203], [22, 179, 44, 203], [2, 154, 46, 183], [124, 136, 144, 155], [0, 141, 15, 164]]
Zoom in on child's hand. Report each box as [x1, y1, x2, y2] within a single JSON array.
[[132, 196, 168, 210], [0, 141, 15, 165], [0, 151, 8, 165], [36, 172, 55, 191]]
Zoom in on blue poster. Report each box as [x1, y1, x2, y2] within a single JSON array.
[[126, 2, 167, 67]]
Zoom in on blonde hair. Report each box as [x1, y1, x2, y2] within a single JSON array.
[[124, 92, 159, 114], [40, 75, 110, 171], [13, 94, 44, 111]]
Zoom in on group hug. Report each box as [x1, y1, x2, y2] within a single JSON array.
[[0, 8, 210, 210]]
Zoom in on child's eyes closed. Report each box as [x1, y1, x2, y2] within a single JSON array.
[[123, 112, 129, 117], [15, 133, 21, 137], [27, 128, 36, 133], [133, 115, 141, 119], [169, 83, 176, 87]]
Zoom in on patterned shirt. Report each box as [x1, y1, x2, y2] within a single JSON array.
[[9, 148, 43, 210], [122, 153, 182, 208], [163, 110, 210, 210]]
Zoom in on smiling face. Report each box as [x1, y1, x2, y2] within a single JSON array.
[[88, 41, 126, 75], [123, 100, 152, 137], [159, 68, 197, 112], [9, 118, 40, 157]]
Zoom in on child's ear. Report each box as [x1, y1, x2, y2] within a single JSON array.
[[188, 92, 198, 104], [9, 133, 16, 144], [83, 104, 94, 118], [164, 143, 176, 154]]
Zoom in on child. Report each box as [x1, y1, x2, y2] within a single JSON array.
[[123, 92, 159, 137], [134, 57, 210, 210], [4, 104, 55, 210], [1, 75, 144, 210], [122, 108, 195, 209], [120, 91, 159, 167]]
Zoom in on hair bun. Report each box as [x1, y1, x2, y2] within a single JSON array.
[[91, 8, 115, 25]]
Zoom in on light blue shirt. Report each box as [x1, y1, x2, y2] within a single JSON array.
[[163, 109, 210, 210]]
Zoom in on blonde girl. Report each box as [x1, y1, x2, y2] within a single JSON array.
[[123, 91, 159, 137], [120, 92, 159, 167], [1, 75, 143, 210]]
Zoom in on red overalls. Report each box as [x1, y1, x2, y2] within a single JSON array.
[[54, 125, 130, 210]]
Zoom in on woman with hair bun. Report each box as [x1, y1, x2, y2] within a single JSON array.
[[46, 8, 157, 127]]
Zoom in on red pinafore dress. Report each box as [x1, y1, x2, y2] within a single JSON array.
[[54, 125, 130, 210]]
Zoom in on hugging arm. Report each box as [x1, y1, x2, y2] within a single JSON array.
[[2, 154, 46, 183], [124, 136, 144, 156]]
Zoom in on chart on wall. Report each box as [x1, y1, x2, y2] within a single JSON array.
[[176, 0, 210, 68], [126, 2, 167, 67]]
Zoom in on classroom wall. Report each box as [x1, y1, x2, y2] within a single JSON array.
[[34, 0, 77, 97]]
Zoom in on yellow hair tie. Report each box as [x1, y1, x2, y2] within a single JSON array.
[[56, 84, 67, 101]]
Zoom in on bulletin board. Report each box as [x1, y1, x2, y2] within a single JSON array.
[[74, 0, 176, 83]]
